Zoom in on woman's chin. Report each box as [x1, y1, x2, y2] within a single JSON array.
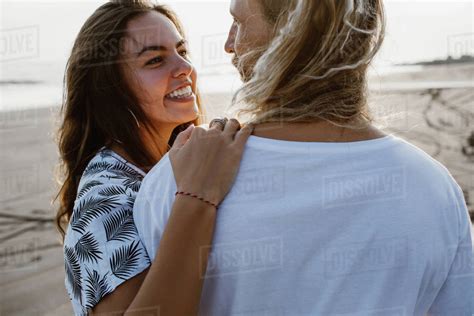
[[171, 108, 199, 125], [164, 97, 199, 121]]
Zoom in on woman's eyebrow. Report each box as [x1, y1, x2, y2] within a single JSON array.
[[136, 39, 187, 57]]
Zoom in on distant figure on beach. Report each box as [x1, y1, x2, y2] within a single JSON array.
[[55, 1, 253, 315], [134, 0, 474, 315]]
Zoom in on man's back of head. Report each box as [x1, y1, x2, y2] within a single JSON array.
[[225, 0, 385, 134]]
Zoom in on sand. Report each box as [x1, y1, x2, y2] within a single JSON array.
[[0, 64, 473, 315]]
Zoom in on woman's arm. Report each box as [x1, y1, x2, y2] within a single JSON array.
[[126, 194, 217, 315], [90, 120, 253, 315], [91, 195, 217, 316]]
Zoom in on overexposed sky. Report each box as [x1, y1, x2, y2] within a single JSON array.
[[0, 0, 472, 68]]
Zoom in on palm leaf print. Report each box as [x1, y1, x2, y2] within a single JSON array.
[[125, 195, 135, 209], [122, 177, 141, 192], [109, 162, 144, 179], [74, 232, 103, 263], [110, 240, 142, 280], [70, 195, 121, 234], [64, 246, 82, 302], [83, 161, 113, 177], [77, 180, 103, 199], [99, 173, 141, 191], [103, 208, 136, 242], [105, 162, 143, 192], [80, 305, 88, 316], [84, 268, 112, 310], [98, 185, 128, 197]]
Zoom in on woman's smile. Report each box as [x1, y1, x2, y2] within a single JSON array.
[[165, 85, 196, 103]]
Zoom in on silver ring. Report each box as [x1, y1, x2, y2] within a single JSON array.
[[209, 117, 228, 129]]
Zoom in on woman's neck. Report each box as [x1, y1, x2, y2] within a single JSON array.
[[141, 127, 172, 161], [108, 124, 175, 169]]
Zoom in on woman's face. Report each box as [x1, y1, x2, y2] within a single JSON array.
[[121, 11, 199, 130]]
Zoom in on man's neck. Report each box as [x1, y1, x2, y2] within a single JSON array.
[[251, 121, 386, 143]]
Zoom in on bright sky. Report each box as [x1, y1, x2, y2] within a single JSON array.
[[0, 0, 472, 69]]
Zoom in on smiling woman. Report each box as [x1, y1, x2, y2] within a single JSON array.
[[119, 11, 200, 134], [56, 1, 202, 244], [54, 0, 253, 315]]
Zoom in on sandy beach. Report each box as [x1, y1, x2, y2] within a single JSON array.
[[1, 64, 473, 315]]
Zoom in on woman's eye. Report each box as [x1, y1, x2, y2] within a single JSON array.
[[179, 50, 188, 57], [146, 56, 163, 66]]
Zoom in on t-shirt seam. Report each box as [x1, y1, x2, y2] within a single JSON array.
[[245, 135, 400, 153]]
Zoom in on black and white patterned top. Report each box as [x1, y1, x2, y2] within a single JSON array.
[[63, 148, 151, 316]]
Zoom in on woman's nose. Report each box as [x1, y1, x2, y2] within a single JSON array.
[[172, 55, 193, 78]]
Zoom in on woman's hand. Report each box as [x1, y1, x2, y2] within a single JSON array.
[[169, 119, 253, 207]]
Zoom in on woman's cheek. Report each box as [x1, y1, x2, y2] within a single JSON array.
[[141, 71, 169, 104], [191, 69, 198, 92]]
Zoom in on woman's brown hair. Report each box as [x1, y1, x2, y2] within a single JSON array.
[[55, 0, 203, 240]]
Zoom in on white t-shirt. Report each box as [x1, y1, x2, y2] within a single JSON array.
[[133, 134, 473, 316]]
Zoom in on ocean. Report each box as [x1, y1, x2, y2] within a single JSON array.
[[1, 0, 472, 112], [0, 57, 431, 113]]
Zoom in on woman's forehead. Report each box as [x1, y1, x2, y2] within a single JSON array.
[[124, 11, 182, 53]]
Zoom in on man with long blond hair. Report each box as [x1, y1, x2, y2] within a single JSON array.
[[134, 0, 473, 314]]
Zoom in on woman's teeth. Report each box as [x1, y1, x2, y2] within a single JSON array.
[[166, 86, 193, 99]]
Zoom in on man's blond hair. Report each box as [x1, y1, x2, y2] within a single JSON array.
[[234, 0, 385, 128]]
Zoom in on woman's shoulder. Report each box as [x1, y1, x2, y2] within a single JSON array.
[[80, 147, 144, 184], [64, 147, 151, 314], [69, 147, 146, 236], [76, 148, 145, 196]]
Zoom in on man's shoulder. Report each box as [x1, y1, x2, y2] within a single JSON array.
[[146, 153, 173, 179], [135, 153, 175, 204], [389, 137, 454, 184]]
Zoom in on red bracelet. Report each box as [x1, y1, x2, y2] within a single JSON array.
[[175, 191, 219, 209]]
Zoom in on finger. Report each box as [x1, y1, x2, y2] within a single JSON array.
[[223, 118, 241, 140], [232, 123, 254, 149], [209, 118, 228, 131], [189, 125, 207, 141], [171, 124, 195, 149]]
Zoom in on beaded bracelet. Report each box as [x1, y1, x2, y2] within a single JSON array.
[[175, 191, 218, 209]]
